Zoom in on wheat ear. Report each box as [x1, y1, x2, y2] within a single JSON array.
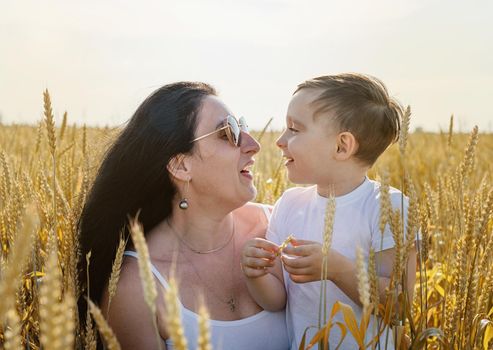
[[318, 188, 336, 337], [107, 233, 126, 318], [40, 237, 75, 349], [399, 105, 411, 157], [0, 204, 36, 321], [4, 309, 23, 350], [356, 246, 371, 315], [43, 89, 57, 158], [88, 299, 122, 350], [129, 216, 162, 349], [164, 276, 188, 350], [196, 295, 212, 350]]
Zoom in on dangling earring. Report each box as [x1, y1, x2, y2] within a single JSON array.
[[179, 179, 190, 210]]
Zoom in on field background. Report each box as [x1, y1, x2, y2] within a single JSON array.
[[1, 104, 493, 349]]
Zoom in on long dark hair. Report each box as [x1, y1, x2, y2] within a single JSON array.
[[77, 82, 216, 328]]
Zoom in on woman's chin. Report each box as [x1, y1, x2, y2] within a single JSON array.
[[250, 187, 258, 201], [241, 184, 257, 202]]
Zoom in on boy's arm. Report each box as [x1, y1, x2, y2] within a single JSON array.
[[328, 247, 416, 305], [282, 240, 417, 306], [241, 238, 286, 311], [375, 245, 417, 303], [281, 241, 372, 304]]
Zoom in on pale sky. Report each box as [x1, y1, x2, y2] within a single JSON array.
[[1, 0, 492, 132]]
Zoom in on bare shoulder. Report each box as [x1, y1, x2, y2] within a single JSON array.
[[234, 202, 272, 217], [101, 256, 167, 349], [233, 202, 272, 239]]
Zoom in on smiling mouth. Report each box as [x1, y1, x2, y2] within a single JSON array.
[[283, 156, 294, 165], [240, 163, 253, 176]]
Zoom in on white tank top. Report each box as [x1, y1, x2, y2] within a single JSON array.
[[123, 205, 290, 350]]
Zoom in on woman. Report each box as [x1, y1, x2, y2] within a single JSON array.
[[78, 82, 289, 349]]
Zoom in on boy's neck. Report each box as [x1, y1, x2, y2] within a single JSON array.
[[316, 172, 367, 198]]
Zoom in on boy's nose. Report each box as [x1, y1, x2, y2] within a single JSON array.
[[241, 132, 261, 154], [276, 129, 287, 149]]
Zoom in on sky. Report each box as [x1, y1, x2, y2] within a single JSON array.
[[1, 0, 492, 132]]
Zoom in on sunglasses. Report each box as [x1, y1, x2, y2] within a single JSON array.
[[192, 115, 249, 147]]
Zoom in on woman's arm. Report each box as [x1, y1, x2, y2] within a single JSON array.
[[100, 259, 167, 350]]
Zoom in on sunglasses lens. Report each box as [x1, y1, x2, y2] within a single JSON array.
[[227, 115, 240, 146], [239, 116, 249, 133]]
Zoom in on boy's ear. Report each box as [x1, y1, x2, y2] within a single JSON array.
[[334, 131, 359, 160], [167, 154, 192, 182]]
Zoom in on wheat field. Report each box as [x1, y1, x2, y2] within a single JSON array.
[[0, 91, 492, 349]]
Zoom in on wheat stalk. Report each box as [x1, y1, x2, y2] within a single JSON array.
[[196, 295, 212, 350], [129, 216, 162, 349], [318, 188, 335, 332], [445, 236, 465, 340], [477, 262, 493, 314], [404, 179, 419, 260], [60, 288, 76, 349], [84, 251, 97, 350], [389, 209, 404, 290], [39, 236, 75, 350], [399, 105, 411, 157], [3, 309, 22, 350], [321, 189, 336, 257], [34, 120, 43, 154], [164, 276, 188, 350], [368, 248, 380, 349], [379, 170, 391, 239], [0, 150, 12, 202], [82, 123, 87, 159], [43, 89, 57, 158], [0, 204, 36, 322], [43, 89, 58, 254], [458, 125, 479, 186], [129, 217, 157, 315], [107, 233, 126, 318], [88, 299, 122, 350], [447, 114, 454, 146], [476, 190, 493, 265], [356, 246, 370, 315], [59, 111, 68, 141]]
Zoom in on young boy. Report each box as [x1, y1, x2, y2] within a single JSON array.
[[241, 73, 416, 349]]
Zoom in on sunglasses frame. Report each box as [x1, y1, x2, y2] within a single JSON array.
[[191, 115, 248, 147]]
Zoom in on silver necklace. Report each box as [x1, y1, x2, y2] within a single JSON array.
[[168, 219, 235, 254], [168, 219, 237, 312]]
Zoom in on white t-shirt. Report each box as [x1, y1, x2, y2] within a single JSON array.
[[267, 177, 408, 350]]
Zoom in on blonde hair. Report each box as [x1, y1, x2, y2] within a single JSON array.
[[295, 73, 402, 165]]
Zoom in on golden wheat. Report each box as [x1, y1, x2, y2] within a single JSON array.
[[0, 92, 493, 349], [88, 299, 122, 350], [197, 295, 212, 350], [107, 233, 126, 317], [164, 277, 188, 350]]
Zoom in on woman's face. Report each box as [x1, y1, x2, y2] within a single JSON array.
[[188, 96, 260, 209]]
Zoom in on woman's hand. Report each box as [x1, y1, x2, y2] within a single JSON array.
[[241, 238, 279, 278]]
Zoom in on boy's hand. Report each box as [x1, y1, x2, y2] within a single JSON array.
[[281, 239, 324, 283], [241, 238, 278, 278]]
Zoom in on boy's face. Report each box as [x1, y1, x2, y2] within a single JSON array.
[[276, 89, 340, 185]]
